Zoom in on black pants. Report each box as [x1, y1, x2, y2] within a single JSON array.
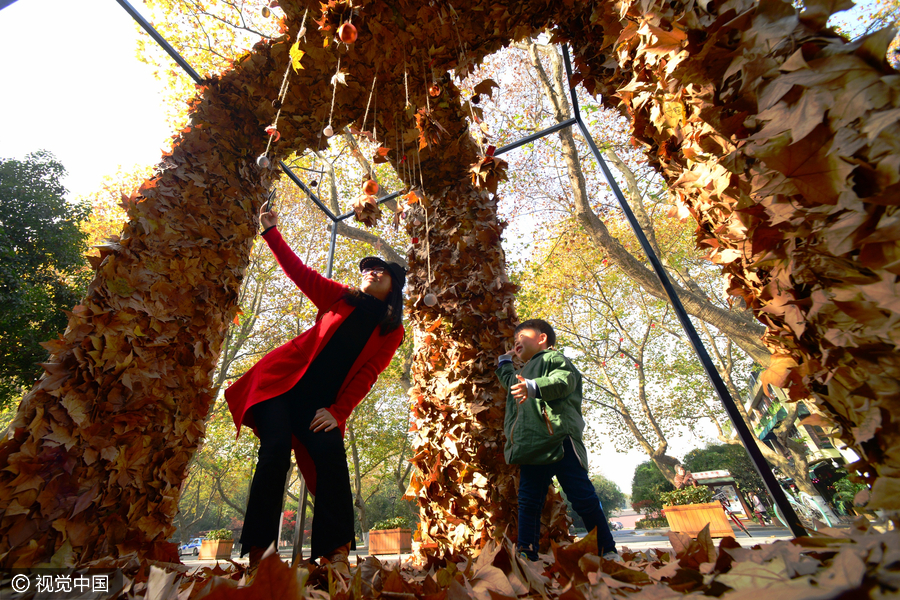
[[239, 388, 355, 559]]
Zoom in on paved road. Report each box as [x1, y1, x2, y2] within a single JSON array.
[[612, 525, 795, 551]]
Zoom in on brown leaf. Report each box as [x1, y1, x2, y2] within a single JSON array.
[[798, 414, 834, 429], [554, 529, 597, 583], [850, 407, 882, 444], [755, 125, 855, 204], [800, 0, 854, 28], [713, 537, 741, 573], [861, 108, 900, 141], [758, 354, 800, 397], [472, 79, 500, 100], [352, 194, 383, 227], [754, 89, 829, 144]]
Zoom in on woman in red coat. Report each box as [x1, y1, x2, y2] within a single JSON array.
[[225, 206, 405, 573]]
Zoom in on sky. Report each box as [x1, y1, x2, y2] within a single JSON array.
[[0, 0, 172, 199]]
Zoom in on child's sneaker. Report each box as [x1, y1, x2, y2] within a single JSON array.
[[602, 550, 621, 561], [517, 548, 539, 562]]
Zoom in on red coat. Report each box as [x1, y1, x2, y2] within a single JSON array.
[[225, 227, 404, 495]]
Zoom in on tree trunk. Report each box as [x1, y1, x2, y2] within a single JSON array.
[[347, 423, 370, 536]]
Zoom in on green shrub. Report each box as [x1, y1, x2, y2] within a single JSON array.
[[660, 486, 713, 506], [832, 477, 868, 514], [635, 517, 668, 529], [631, 461, 674, 516], [206, 528, 233, 540], [371, 517, 410, 530]]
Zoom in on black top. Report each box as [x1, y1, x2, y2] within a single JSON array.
[[294, 293, 386, 408]]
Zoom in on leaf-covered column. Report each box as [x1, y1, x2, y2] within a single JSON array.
[[0, 73, 272, 566], [0, 24, 359, 565], [555, 0, 900, 507], [388, 76, 571, 561]]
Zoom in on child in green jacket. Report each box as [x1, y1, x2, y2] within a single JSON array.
[[496, 319, 618, 561]]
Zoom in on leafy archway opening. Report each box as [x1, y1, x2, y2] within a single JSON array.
[[0, 0, 898, 571]]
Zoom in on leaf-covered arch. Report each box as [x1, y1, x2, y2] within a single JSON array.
[[0, 0, 898, 567]]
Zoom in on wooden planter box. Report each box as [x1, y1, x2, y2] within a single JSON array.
[[368, 528, 412, 555], [663, 503, 734, 538], [199, 539, 234, 560]]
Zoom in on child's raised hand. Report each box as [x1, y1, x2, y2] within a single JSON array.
[[511, 374, 528, 404]]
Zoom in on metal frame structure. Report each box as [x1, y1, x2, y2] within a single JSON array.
[[116, 0, 809, 556]]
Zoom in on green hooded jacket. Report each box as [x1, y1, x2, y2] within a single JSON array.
[[496, 349, 589, 469]]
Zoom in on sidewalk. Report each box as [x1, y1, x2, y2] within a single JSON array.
[[628, 520, 783, 535], [620, 521, 794, 551], [187, 526, 794, 569], [620, 533, 795, 552]]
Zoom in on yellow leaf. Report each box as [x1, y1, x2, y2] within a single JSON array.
[[662, 96, 685, 128], [289, 39, 305, 72], [47, 539, 76, 568], [867, 474, 900, 509], [716, 557, 792, 589]]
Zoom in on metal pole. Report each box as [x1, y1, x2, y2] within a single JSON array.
[[326, 217, 338, 279], [561, 45, 807, 538], [495, 118, 577, 157], [279, 161, 339, 221], [291, 479, 309, 566], [115, 0, 203, 84]]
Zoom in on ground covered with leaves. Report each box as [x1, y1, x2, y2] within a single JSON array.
[[110, 521, 897, 600]]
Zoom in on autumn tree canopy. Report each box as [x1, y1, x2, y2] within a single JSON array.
[[0, 151, 90, 409]]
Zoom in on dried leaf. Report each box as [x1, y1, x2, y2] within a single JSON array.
[[289, 39, 305, 71], [472, 78, 499, 100]]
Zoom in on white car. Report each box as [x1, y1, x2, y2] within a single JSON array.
[[610, 521, 624, 531], [179, 537, 203, 556]]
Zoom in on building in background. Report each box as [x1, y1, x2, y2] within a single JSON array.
[[744, 373, 859, 506]]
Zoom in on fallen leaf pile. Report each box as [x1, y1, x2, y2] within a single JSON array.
[[1, 0, 897, 571], [90, 519, 897, 599]]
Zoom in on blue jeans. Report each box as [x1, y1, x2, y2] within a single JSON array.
[[517, 437, 616, 559]]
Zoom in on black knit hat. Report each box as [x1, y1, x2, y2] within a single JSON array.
[[359, 256, 406, 289]]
